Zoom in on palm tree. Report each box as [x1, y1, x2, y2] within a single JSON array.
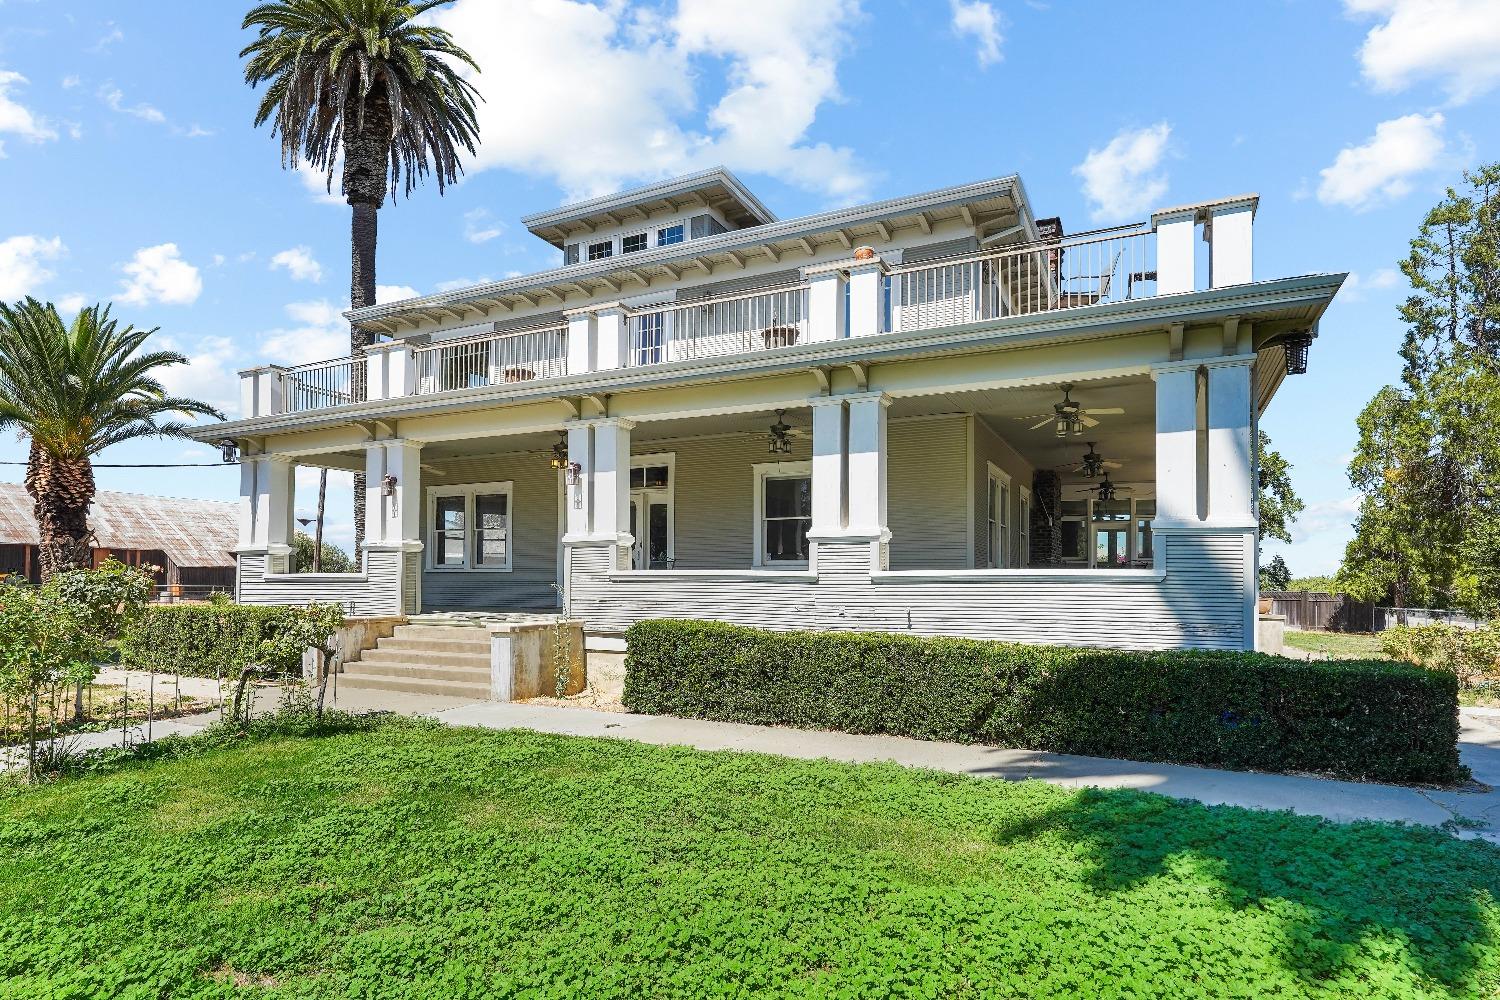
[[0, 299, 224, 581], [241, 0, 481, 555]]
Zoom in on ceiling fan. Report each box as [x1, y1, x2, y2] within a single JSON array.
[[1061, 442, 1123, 479], [1019, 384, 1124, 437], [1094, 473, 1135, 502]]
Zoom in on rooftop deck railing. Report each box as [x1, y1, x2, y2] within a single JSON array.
[[281, 356, 361, 413], [625, 284, 809, 367], [411, 324, 569, 394], [885, 224, 1156, 333]]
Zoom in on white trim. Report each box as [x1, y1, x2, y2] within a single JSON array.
[[629, 452, 676, 569], [873, 568, 1166, 584], [985, 462, 1011, 569], [1018, 485, 1032, 568], [425, 480, 515, 572], [609, 568, 818, 582], [753, 460, 813, 568]]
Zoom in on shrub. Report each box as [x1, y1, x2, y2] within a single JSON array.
[[120, 603, 343, 679], [624, 620, 1465, 786], [1382, 622, 1500, 687]]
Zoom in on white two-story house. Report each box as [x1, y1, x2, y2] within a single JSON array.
[[195, 168, 1342, 661]]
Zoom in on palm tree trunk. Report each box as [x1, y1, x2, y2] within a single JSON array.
[[24, 442, 94, 582], [313, 467, 327, 572]]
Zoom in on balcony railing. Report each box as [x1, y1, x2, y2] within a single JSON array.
[[626, 284, 809, 367], [885, 224, 1156, 333], [411, 324, 569, 394], [282, 357, 361, 413]]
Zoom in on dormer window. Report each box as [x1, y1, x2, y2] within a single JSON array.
[[657, 224, 685, 247], [588, 240, 613, 261], [622, 232, 648, 255]]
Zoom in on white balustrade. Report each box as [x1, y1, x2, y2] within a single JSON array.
[[624, 284, 809, 367], [410, 325, 569, 394]]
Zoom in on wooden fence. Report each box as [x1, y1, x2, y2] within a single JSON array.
[[1263, 591, 1376, 632]]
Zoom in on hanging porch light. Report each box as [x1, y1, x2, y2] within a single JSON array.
[[1080, 442, 1104, 478], [1284, 331, 1313, 375], [549, 431, 569, 470], [1096, 474, 1117, 502], [767, 410, 793, 454]]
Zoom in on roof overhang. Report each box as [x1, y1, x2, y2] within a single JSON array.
[[521, 168, 777, 248], [350, 174, 1032, 335]]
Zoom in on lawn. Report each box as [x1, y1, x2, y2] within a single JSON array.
[[2, 720, 1499, 998], [1283, 629, 1389, 659]]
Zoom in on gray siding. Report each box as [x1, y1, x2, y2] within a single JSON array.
[[667, 431, 811, 569], [973, 416, 1035, 568], [237, 550, 404, 617], [887, 416, 970, 570], [421, 452, 561, 611]]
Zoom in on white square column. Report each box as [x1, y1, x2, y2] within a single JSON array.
[[563, 423, 593, 540], [809, 397, 847, 536], [1152, 364, 1201, 526], [594, 306, 628, 371], [237, 455, 261, 550], [803, 264, 848, 343], [565, 309, 595, 375], [1151, 208, 1197, 295], [1206, 357, 1256, 525], [845, 393, 890, 541], [591, 419, 634, 545], [263, 456, 295, 572], [847, 254, 887, 338], [1209, 198, 1257, 287]]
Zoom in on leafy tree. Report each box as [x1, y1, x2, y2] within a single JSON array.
[[0, 300, 223, 580], [1259, 554, 1292, 592], [1287, 574, 1339, 593], [293, 532, 354, 574], [1257, 430, 1303, 546], [242, 0, 481, 556], [1341, 165, 1500, 613]]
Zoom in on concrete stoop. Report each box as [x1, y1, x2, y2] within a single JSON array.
[[337, 624, 493, 700]]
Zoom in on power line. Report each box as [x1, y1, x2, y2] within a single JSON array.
[[0, 461, 237, 468]]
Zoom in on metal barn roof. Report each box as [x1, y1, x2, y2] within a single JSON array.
[[0, 483, 237, 568]]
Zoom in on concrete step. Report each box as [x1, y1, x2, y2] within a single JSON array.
[[392, 623, 492, 639], [334, 672, 492, 700], [343, 661, 490, 683], [361, 647, 491, 669], [377, 636, 492, 655]]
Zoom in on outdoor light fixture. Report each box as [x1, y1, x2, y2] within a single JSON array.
[[767, 410, 793, 454], [1096, 474, 1117, 502], [1284, 331, 1313, 375], [217, 438, 238, 464], [381, 474, 397, 498], [1080, 442, 1105, 478], [549, 432, 569, 470]]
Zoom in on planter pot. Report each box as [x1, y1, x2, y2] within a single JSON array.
[[1257, 597, 1274, 615]]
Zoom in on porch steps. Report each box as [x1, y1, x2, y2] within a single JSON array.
[[336, 623, 493, 701]]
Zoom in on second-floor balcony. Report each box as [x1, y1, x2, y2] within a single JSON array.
[[244, 195, 1255, 419]]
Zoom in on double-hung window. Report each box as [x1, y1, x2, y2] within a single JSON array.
[[427, 482, 513, 571], [1018, 488, 1032, 567], [588, 240, 613, 261], [986, 464, 1010, 568], [621, 232, 648, 255], [754, 462, 811, 567], [657, 224, 685, 247]]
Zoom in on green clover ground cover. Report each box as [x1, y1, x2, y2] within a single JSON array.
[[1, 720, 1498, 999]]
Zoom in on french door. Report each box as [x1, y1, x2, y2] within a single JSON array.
[[629, 488, 673, 569]]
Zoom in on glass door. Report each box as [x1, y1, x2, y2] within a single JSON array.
[[629, 488, 672, 569]]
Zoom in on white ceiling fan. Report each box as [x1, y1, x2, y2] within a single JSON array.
[[1019, 384, 1124, 436]]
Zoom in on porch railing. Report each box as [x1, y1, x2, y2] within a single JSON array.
[[625, 284, 810, 367], [885, 224, 1157, 333], [411, 324, 569, 394], [282, 356, 361, 413]]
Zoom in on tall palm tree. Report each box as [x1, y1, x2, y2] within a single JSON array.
[[0, 299, 224, 581], [241, 0, 481, 555]]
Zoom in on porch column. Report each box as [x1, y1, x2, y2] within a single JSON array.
[[847, 252, 887, 339], [809, 397, 846, 535], [591, 419, 634, 548], [1152, 362, 1200, 525], [1151, 207, 1196, 295], [1206, 356, 1256, 525], [237, 454, 261, 550], [565, 308, 595, 374], [803, 263, 847, 342], [563, 423, 593, 539], [594, 305, 628, 371], [263, 456, 295, 573], [846, 392, 891, 567]]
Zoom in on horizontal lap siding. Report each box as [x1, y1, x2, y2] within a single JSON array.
[[236, 551, 403, 617], [671, 433, 811, 570], [422, 454, 560, 611], [887, 416, 970, 571]]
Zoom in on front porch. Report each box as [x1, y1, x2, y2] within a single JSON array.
[[234, 353, 1264, 651]]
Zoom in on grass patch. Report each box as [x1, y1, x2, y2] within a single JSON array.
[[1283, 630, 1389, 659], [1, 719, 1498, 997]]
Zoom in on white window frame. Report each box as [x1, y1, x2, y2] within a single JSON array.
[[1018, 486, 1032, 568], [986, 463, 1010, 569], [621, 231, 649, 255], [425, 481, 514, 572], [752, 460, 812, 568], [587, 239, 613, 261], [657, 223, 685, 247], [629, 453, 677, 570]]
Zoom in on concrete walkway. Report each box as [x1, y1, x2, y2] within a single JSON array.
[[8, 669, 1500, 841]]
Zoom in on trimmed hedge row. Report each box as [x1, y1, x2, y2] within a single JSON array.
[[120, 604, 318, 678], [623, 620, 1466, 786]]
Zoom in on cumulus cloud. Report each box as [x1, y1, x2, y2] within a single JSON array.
[[376, 284, 419, 303], [1073, 122, 1172, 222], [949, 1, 1003, 67], [1346, 0, 1500, 104], [1316, 112, 1446, 210], [463, 208, 504, 244], [0, 235, 66, 300], [1287, 494, 1362, 546], [432, 0, 873, 203], [0, 70, 58, 147], [1340, 267, 1402, 301], [270, 245, 323, 283], [154, 333, 243, 417], [296, 161, 346, 206], [258, 286, 419, 367], [117, 243, 202, 306]]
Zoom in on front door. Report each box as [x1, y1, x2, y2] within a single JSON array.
[[629, 488, 673, 569]]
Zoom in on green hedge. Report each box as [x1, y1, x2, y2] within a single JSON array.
[[623, 620, 1465, 786], [120, 604, 321, 678]]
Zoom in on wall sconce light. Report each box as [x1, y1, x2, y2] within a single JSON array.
[[767, 410, 793, 454], [381, 474, 397, 497], [217, 438, 239, 464]]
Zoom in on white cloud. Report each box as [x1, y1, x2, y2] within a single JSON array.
[[89, 24, 124, 54], [1288, 494, 1362, 546], [1340, 267, 1402, 301], [117, 243, 202, 306], [269, 245, 323, 283], [1346, 0, 1500, 104], [1073, 122, 1172, 222], [54, 292, 87, 314], [1316, 112, 1446, 211], [61, 75, 81, 90], [0, 70, 58, 147], [0, 234, 66, 300], [377, 284, 419, 304], [433, 0, 873, 202], [262, 300, 349, 366], [949, 1, 1003, 67], [436, 276, 492, 292], [154, 333, 242, 417], [98, 83, 165, 124], [296, 161, 345, 206], [463, 208, 504, 244]]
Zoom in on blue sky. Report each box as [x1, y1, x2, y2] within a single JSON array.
[[1, 0, 1497, 572]]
